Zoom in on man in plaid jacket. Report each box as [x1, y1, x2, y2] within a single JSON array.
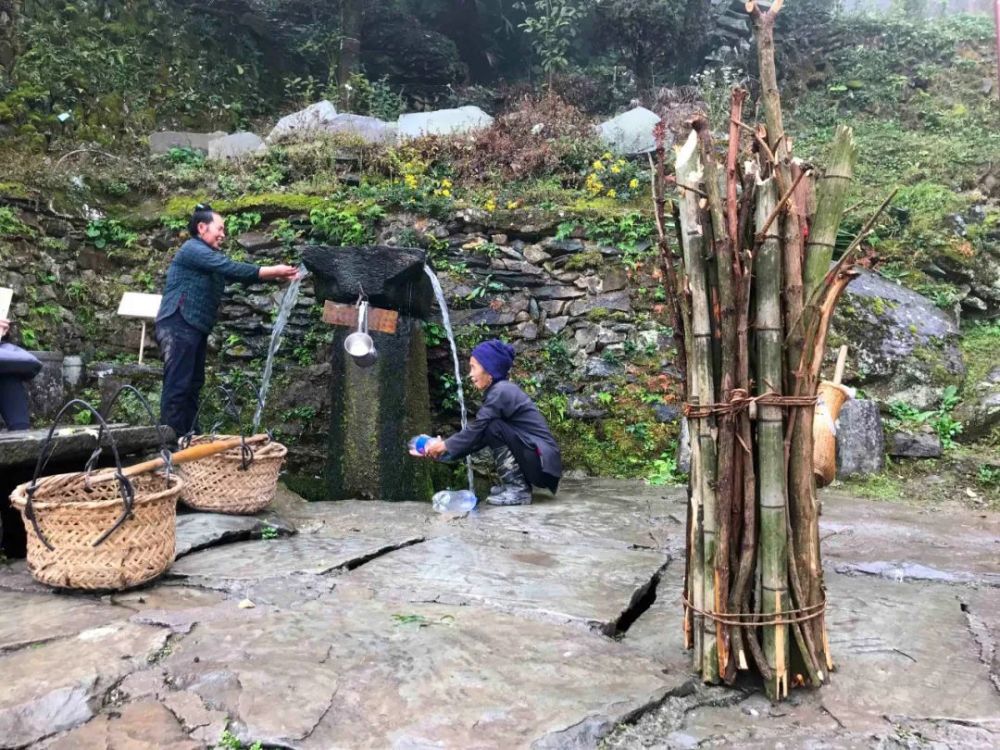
[[155, 204, 298, 436]]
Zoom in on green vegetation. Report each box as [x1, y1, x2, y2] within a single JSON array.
[[887, 385, 963, 449], [845, 473, 904, 502], [215, 729, 262, 750]]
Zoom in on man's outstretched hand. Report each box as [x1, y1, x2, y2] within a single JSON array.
[[259, 264, 300, 282]]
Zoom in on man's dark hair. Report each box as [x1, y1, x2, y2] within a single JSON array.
[[188, 203, 217, 238]]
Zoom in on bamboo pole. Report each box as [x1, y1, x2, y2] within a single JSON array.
[[754, 175, 789, 700], [803, 126, 858, 299], [677, 130, 719, 683]]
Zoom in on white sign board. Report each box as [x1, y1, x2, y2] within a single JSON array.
[[117, 292, 162, 319], [0, 287, 12, 320]]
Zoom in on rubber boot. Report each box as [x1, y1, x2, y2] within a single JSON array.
[[486, 444, 532, 505]]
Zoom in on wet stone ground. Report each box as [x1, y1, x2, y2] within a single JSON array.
[[0, 480, 997, 749]]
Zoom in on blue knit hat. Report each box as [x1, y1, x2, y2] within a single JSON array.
[[471, 339, 516, 381]]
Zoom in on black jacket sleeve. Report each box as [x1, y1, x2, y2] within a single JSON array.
[[443, 388, 504, 460]]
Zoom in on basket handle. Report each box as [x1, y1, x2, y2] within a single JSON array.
[[24, 399, 135, 551], [85, 385, 173, 477], [181, 385, 255, 471]]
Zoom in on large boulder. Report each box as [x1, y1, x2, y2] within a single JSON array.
[[829, 271, 965, 410], [596, 107, 661, 155], [925, 208, 1000, 319], [954, 365, 1000, 442], [266, 100, 339, 144], [149, 130, 226, 155], [397, 106, 493, 139], [207, 132, 266, 161], [836, 399, 885, 478], [361, 11, 465, 105], [323, 113, 397, 144]]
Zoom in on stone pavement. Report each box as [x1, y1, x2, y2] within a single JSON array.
[[0, 480, 997, 749]]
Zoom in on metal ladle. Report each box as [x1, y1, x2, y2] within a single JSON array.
[[344, 299, 378, 368]]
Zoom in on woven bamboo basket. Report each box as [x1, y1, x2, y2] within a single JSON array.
[[178, 435, 287, 514], [10, 471, 183, 590]]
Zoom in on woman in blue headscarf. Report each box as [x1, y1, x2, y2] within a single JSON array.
[[421, 339, 561, 505]]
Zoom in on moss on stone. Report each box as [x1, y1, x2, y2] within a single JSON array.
[[164, 193, 328, 219], [564, 251, 604, 271], [586, 307, 610, 322]]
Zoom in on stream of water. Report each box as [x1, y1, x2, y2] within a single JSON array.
[[424, 264, 475, 491], [253, 265, 309, 432]]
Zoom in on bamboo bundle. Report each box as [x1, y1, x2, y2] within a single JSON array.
[[650, 0, 895, 701]]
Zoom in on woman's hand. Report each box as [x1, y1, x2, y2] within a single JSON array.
[[425, 438, 447, 459], [259, 264, 300, 282], [0, 318, 9, 340]]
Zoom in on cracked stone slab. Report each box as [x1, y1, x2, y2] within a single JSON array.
[[834, 560, 1000, 587], [453, 479, 681, 553], [961, 586, 1000, 695], [35, 699, 201, 750], [0, 590, 124, 653], [620, 561, 692, 677], [0, 621, 170, 747], [174, 510, 296, 559], [270, 485, 439, 539], [820, 489, 1000, 579], [803, 573, 999, 731], [0, 560, 52, 594], [340, 535, 668, 634], [606, 572, 1000, 748], [157, 596, 671, 749], [168, 534, 424, 589]]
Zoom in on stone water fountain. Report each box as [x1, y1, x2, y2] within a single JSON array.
[[301, 244, 436, 503]]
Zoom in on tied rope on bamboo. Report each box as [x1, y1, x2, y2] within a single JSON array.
[[683, 389, 818, 420], [683, 598, 826, 626]]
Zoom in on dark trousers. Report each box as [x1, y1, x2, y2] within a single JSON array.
[[156, 311, 208, 437], [484, 420, 545, 489], [0, 375, 30, 430]]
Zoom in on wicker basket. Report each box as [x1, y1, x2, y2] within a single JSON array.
[[10, 471, 183, 591], [179, 435, 287, 514]]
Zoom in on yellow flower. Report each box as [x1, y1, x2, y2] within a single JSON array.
[[602, 151, 613, 160], [404, 174, 418, 188], [441, 178, 453, 188], [616, 159, 626, 166], [592, 160, 605, 171], [441, 188, 451, 197], [484, 198, 496, 212], [606, 189, 617, 198], [506, 201, 518, 209], [629, 178, 640, 189], [610, 165, 621, 174]]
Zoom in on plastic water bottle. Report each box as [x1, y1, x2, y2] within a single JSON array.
[[432, 490, 478, 513], [408, 434, 433, 456]]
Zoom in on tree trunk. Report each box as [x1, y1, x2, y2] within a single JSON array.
[[337, 0, 364, 110], [0, 0, 19, 82], [677, 0, 713, 77], [634, 47, 653, 103]]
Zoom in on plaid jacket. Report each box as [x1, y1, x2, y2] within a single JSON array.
[[156, 239, 259, 333]]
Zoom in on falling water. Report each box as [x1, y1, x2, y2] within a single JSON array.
[[423, 264, 474, 491], [253, 265, 309, 432]]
